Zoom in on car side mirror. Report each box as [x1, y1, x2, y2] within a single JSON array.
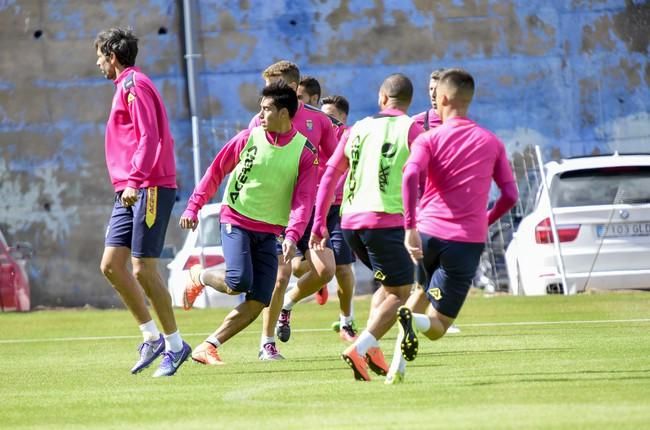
[[160, 245, 177, 259]]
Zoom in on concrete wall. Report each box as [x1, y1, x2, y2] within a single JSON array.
[[0, 0, 648, 307]]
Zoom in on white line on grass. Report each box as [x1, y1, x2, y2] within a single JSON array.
[[1, 318, 649, 345]]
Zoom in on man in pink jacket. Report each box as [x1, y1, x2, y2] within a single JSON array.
[[95, 28, 190, 377], [387, 68, 518, 384]]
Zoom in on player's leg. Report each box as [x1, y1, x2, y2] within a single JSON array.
[[342, 228, 413, 381], [100, 193, 164, 374]]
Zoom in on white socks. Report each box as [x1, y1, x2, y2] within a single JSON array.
[[206, 335, 221, 348], [340, 313, 354, 327], [139, 320, 161, 342], [164, 330, 183, 352], [413, 313, 432, 332], [389, 334, 406, 375], [260, 335, 275, 348], [354, 330, 378, 356], [282, 296, 296, 311], [199, 270, 207, 286]]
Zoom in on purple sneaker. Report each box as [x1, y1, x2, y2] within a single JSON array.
[[276, 309, 292, 343], [258, 342, 285, 361], [152, 341, 192, 377], [130, 334, 164, 374]]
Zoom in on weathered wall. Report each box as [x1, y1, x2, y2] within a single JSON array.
[[0, 0, 648, 307]]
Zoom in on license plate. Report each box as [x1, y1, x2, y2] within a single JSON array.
[[596, 222, 650, 238]]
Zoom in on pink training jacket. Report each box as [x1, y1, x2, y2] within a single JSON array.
[[105, 66, 176, 191], [312, 108, 425, 237], [183, 127, 317, 244], [411, 108, 442, 131], [333, 124, 349, 205], [402, 116, 518, 243]]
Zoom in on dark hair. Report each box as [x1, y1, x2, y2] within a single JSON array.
[[380, 73, 414, 105], [298, 76, 321, 99], [94, 28, 138, 67], [438, 68, 475, 102], [261, 81, 299, 118], [321, 95, 350, 116]]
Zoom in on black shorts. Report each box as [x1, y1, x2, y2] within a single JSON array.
[[105, 187, 175, 258], [419, 233, 484, 319], [342, 227, 413, 287]]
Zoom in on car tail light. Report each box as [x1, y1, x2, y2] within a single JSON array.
[[183, 254, 225, 270], [535, 218, 580, 243]]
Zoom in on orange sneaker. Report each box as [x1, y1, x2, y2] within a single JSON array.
[[183, 264, 205, 310], [191, 341, 224, 366], [365, 346, 388, 376], [315, 285, 328, 305], [341, 345, 370, 381]]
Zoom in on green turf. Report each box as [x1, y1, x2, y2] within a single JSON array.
[[1, 292, 649, 429]]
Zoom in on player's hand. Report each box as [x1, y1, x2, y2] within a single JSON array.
[[179, 216, 199, 231], [309, 226, 330, 251], [282, 238, 297, 264], [404, 228, 423, 263], [120, 187, 139, 207]]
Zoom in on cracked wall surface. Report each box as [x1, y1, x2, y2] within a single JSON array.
[[0, 0, 648, 307]]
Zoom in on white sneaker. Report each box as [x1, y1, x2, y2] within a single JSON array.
[[446, 324, 461, 334], [258, 342, 285, 361]]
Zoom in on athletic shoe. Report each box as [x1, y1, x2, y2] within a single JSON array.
[[341, 345, 370, 381], [331, 321, 341, 332], [447, 324, 461, 334], [365, 346, 388, 376], [258, 342, 285, 361], [152, 341, 191, 377], [397, 306, 419, 361], [130, 334, 165, 374], [315, 285, 328, 305], [191, 341, 225, 366], [384, 371, 404, 385], [183, 264, 205, 310], [276, 309, 292, 343], [339, 324, 358, 343]]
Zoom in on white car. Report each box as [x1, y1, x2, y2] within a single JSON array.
[[506, 153, 650, 295], [166, 203, 244, 308]]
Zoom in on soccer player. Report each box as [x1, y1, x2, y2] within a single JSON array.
[[179, 82, 317, 366], [310, 74, 425, 381], [297, 76, 321, 107], [411, 68, 445, 131], [95, 28, 190, 377], [387, 68, 518, 384], [315, 95, 358, 341]]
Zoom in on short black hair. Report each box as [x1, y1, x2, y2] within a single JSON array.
[[321, 95, 350, 116], [94, 28, 138, 67], [380, 73, 414, 105], [438, 68, 475, 103], [298, 76, 321, 99], [261, 81, 299, 118]]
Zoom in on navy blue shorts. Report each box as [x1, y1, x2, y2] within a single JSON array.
[[342, 227, 413, 287], [278, 208, 332, 258], [221, 223, 278, 306], [419, 233, 484, 319], [105, 187, 175, 258], [328, 205, 356, 265]]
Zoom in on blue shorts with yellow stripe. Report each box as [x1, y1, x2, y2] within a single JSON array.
[[105, 187, 176, 258]]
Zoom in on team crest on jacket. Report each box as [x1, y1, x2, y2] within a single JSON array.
[[306, 120, 313, 131]]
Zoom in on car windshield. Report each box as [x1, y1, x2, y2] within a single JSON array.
[[550, 166, 650, 207], [197, 214, 222, 247]]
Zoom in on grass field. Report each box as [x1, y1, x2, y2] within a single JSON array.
[[1, 291, 649, 429]]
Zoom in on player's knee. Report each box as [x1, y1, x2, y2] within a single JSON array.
[[226, 270, 253, 294], [100, 259, 122, 280]]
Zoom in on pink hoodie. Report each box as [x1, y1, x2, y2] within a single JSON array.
[[105, 66, 176, 191]]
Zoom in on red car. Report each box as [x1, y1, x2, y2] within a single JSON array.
[[0, 229, 32, 312]]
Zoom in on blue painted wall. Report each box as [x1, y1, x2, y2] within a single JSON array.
[[0, 0, 648, 306]]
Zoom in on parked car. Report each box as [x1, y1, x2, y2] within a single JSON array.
[[505, 153, 650, 295], [166, 203, 244, 308], [0, 229, 32, 312]]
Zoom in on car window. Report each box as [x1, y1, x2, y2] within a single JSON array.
[[197, 214, 222, 246], [550, 166, 650, 207]]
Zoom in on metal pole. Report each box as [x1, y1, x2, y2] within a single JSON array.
[[535, 145, 570, 295]]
